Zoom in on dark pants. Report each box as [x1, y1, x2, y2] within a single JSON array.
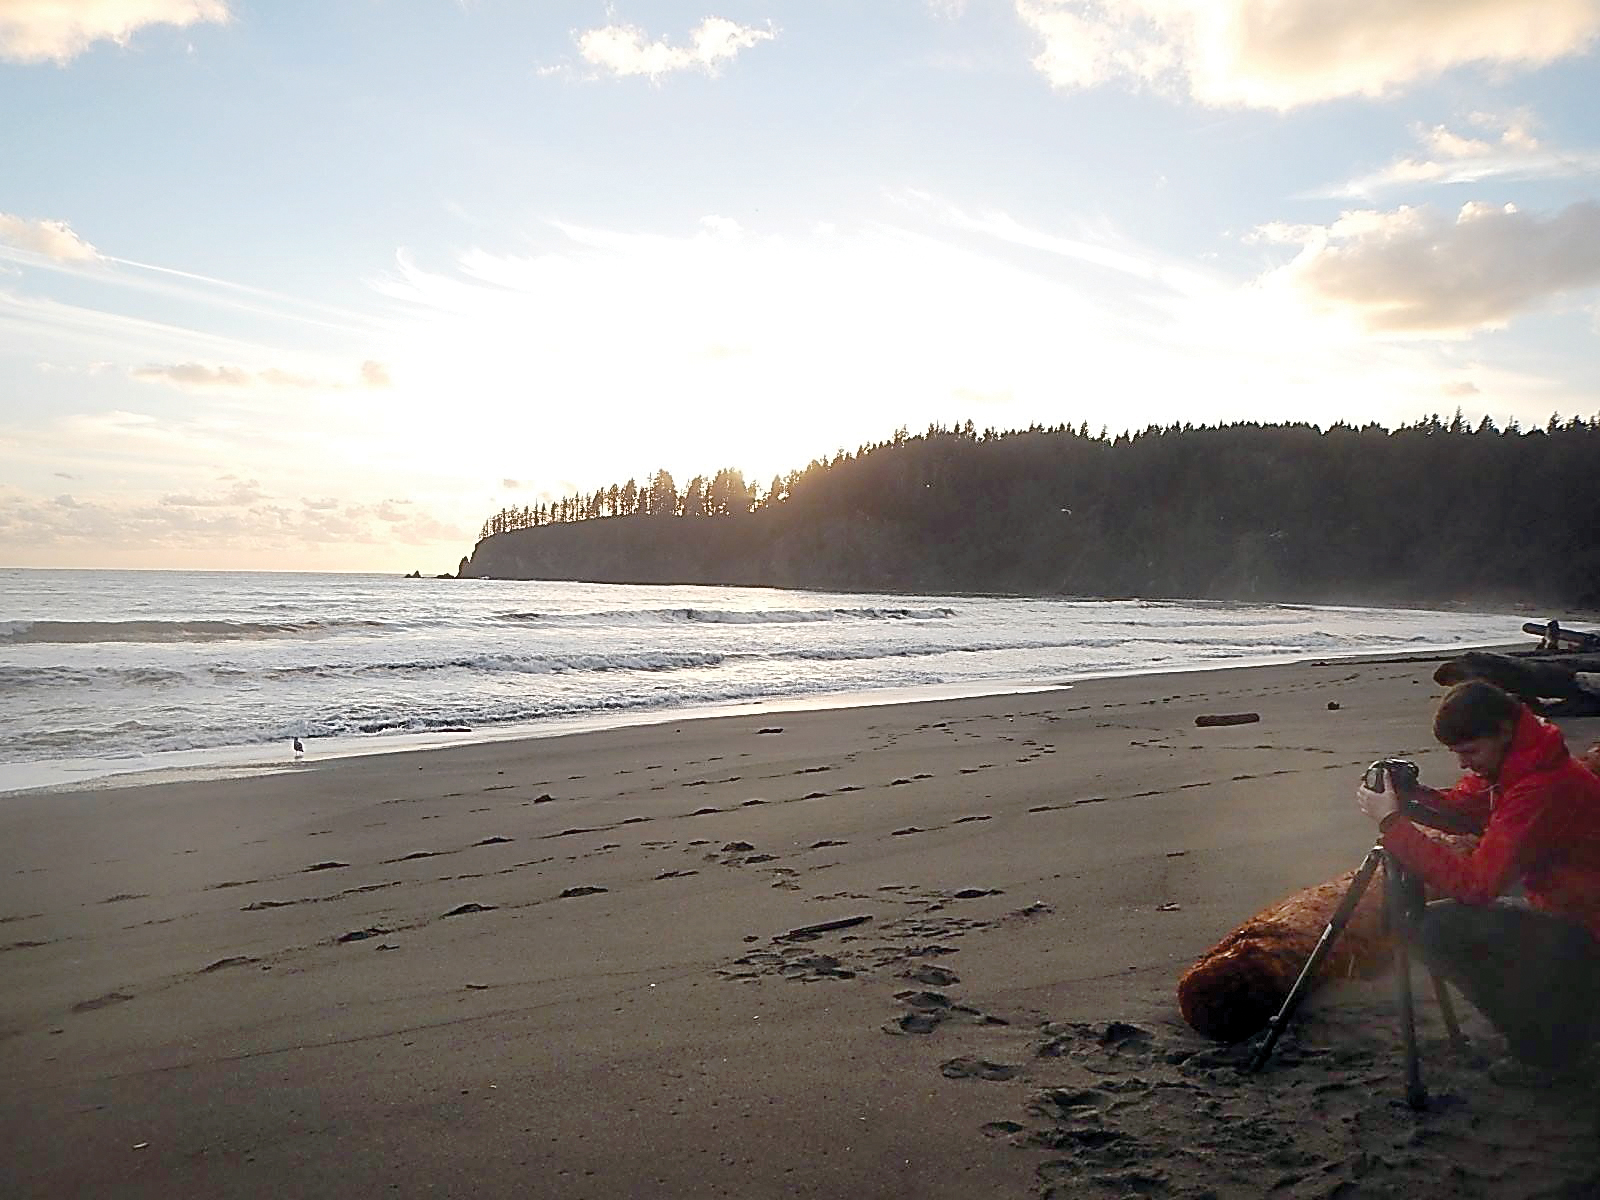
[[1412, 899, 1600, 1067]]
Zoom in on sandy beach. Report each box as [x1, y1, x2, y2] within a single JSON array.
[[4, 655, 1599, 1199]]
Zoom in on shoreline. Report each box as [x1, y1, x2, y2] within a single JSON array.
[[0, 640, 1525, 799], [7, 652, 1599, 1196]]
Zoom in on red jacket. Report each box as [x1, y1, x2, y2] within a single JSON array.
[[1382, 708, 1600, 941]]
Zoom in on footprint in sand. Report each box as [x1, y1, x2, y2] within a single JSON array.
[[337, 927, 390, 943], [940, 1057, 1019, 1081], [904, 964, 961, 986], [71, 991, 134, 1013], [200, 955, 260, 973]]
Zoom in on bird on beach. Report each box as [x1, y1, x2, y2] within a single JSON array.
[[292, 737, 304, 757]]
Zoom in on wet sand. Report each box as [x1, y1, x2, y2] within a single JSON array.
[[4, 655, 1598, 1198]]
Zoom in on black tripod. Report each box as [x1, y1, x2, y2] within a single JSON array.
[[1245, 843, 1468, 1109]]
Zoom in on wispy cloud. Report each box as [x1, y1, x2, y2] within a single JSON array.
[[0, 213, 101, 261], [1256, 200, 1600, 334], [130, 359, 393, 394], [0, 485, 462, 561], [0, 0, 230, 65], [574, 16, 775, 80], [1014, 0, 1600, 109], [1314, 114, 1600, 198]]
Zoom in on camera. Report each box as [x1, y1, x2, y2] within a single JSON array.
[[1364, 758, 1420, 794]]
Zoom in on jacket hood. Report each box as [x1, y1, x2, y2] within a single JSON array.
[[1502, 707, 1569, 783]]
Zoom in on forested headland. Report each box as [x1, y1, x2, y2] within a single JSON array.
[[457, 415, 1600, 610]]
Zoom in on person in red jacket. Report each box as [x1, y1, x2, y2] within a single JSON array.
[[1355, 679, 1600, 1068]]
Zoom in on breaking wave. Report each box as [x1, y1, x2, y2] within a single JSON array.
[[496, 605, 957, 626], [0, 618, 388, 645]]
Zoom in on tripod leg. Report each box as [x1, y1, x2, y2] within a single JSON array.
[[1246, 847, 1384, 1074], [1385, 856, 1428, 1110], [1431, 974, 1469, 1054]]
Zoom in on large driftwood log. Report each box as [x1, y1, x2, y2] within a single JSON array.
[[1521, 621, 1600, 652], [1434, 651, 1600, 717], [1177, 831, 1476, 1043], [1177, 869, 1390, 1043]]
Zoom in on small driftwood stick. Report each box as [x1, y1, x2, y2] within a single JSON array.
[[1195, 713, 1260, 728]]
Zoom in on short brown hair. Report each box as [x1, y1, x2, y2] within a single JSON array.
[[1433, 680, 1521, 745]]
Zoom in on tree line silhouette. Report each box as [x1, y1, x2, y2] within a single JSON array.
[[465, 413, 1600, 609], [478, 467, 762, 538]]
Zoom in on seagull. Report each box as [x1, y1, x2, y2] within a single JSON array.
[[292, 737, 304, 757]]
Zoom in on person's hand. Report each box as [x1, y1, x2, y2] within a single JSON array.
[[1355, 777, 1401, 824]]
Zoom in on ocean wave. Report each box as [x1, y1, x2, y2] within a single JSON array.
[[0, 618, 388, 645], [223, 638, 1097, 682], [0, 664, 193, 689], [496, 605, 957, 626], [245, 649, 733, 681]]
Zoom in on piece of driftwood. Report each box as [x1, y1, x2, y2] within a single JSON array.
[[1177, 832, 1474, 1043], [1434, 651, 1600, 716], [1522, 620, 1600, 653], [1195, 713, 1260, 728], [1177, 869, 1390, 1042]]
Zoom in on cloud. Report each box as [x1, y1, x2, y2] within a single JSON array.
[[161, 479, 265, 507], [0, 0, 230, 65], [0, 213, 100, 261], [0, 483, 464, 563], [1319, 113, 1600, 197], [1260, 200, 1600, 334], [130, 360, 393, 393], [575, 17, 774, 80], [1014, 0, 1600, 109]]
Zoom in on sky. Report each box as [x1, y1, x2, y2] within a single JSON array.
[[2, 1, 1599, 573]]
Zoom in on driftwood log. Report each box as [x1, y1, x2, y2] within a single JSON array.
[[1178, 832, 1476, 1043], [1195, 713, 1260, 728], [1521, 621, 1600, 653], [1434, 651, 1600, 717], [1177, 869, 1390, 1043]]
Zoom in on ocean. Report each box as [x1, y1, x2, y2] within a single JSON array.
[[0, 569, 1522, 794]]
